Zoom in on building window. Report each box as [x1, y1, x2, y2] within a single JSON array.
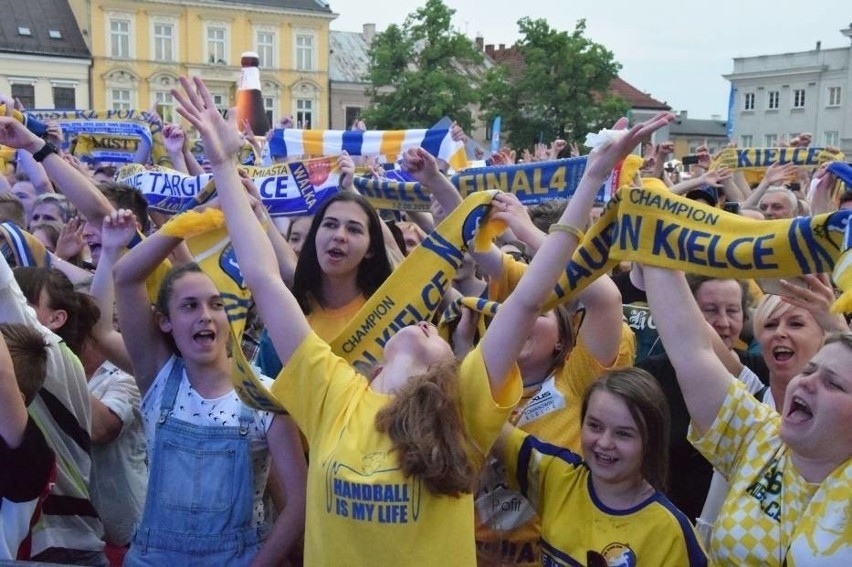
[[740, 134, 753, 147], [765, 134, 778, 147], [263, 96, 275, 125], [344, 106, 362, 129], [110, 89, 132, 111], [743, 92, 755, 111], [211, 93, 228, 112], [154, 22, 175, 62], [154, 91, 175, 123], [256, 31, 275, 68], [53, 86, 76, 109], [110, 19, 131, 58], [828, 86, 842, 107], [824, 131, 839, 147], [207, 25, 227, 64], [11, 84, 35, 109], [767, 91, 780, 110], [793, 89, 806, 109], [296, 98, 313, 129], [296, 34, 314, 71]]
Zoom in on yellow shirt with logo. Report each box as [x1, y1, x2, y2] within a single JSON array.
[[689, 379, 852, 566], [477, 252, 636, 566], [501, 428, 707, 566], [272, 331, 521, 566]]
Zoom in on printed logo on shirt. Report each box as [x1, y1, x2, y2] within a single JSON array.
[[600, 543, 637, 567], [745, 457, 783, 521], [325, 451, 422, 525], [515, 377, 566, 427]]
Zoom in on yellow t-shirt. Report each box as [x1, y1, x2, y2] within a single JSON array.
[[272, 332, 522, 566], [689, 379, 852, 566], [474, 324, 635, 566], [501, 428, 707, 566], [307, 294, 367, 342]]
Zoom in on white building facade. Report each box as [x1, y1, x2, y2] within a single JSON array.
[[724, 26, 852, 155]]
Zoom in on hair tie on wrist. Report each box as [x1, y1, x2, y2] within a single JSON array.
[[548, 223, 585, 241]]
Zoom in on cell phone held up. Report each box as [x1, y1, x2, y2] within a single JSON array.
[[681, 155, 700, 167]]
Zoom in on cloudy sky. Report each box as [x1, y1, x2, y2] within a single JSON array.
[[329, 0, 850, 119]]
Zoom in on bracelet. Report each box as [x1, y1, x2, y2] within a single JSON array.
[[548, 223, 585, 241], [31, 141, 59, 163]]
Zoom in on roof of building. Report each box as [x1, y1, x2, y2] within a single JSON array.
[[330, 31, 371, 83], [609, 77, 669, 110], [0, 0, 90, 59], [209, 0, 333, 12], [483, 42, 670, 111], [669, 115, 728, 137]]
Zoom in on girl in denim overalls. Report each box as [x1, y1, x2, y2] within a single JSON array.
[[169, 75, 676, 564], [109, 209, 307, 566]]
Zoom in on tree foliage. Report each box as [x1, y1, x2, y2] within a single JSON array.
[[363, 0, 483, 131], [480, 18, 629, 151]]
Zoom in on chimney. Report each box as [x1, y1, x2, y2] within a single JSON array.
[[475, 35, 484, 51], [816, 40, 821, 51], [485, 44, 495, 58], [711, 114, 721, 120], [679, 110, 688, 119], [498, 43, 506, 51], [363, 23, 376, 43]]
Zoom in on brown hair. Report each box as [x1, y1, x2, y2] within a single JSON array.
[[0, 322, 48, 405], [581, 368, 671, 492], [375, 360, 480, 496], [13, 266, 100, 356], [0, 193, 26, 228]]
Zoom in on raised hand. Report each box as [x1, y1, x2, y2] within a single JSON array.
[[703, 166, 732, 186], [162, 123, 187, 154], [101, 209, 139, 255], [780, 273, 849, 333], [338, 151, 355, 190], [490, 192, 541, 244], [171, 76, 242, 167], [55, 217, 86, 261], [763, 161, 798, 186], [584, 112, 676, 181], [0, 116, 43, 153], [402, 147, 442, 185], [45, 121, 64, 148]]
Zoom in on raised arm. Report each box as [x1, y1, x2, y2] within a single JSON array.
[[742, 162, 797, 209], [641, 265, 731, 435], [172, 77, 311, 366], [0, 330, 28, 448], [0, 117, 114, 230], [480, 113, 675, 392], [402, 147, 463, 218], [113, 227, 182, 394], [574, 274, 624, 366], [89, 210, 136, 374]]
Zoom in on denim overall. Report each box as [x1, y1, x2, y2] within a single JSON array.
[[124, 358, 264, 566]]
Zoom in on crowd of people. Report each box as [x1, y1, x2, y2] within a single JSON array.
[[0, 75, 850, 567]]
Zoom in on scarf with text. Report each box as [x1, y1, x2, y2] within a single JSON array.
[[116, 157, 341, 217], [158, 184, 852, 411], [21, 109, 171, 167]]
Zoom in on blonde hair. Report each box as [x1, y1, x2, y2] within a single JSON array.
[[752, 294, 794, 336]]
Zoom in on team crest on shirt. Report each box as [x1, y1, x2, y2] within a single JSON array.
[[600, 542, 636, 567]]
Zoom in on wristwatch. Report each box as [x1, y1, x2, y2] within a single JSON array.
[[31, 141, 59, 163]]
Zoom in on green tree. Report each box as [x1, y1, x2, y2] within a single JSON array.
[[480, 18, 629, 151], [363, 0, 483, 131]]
